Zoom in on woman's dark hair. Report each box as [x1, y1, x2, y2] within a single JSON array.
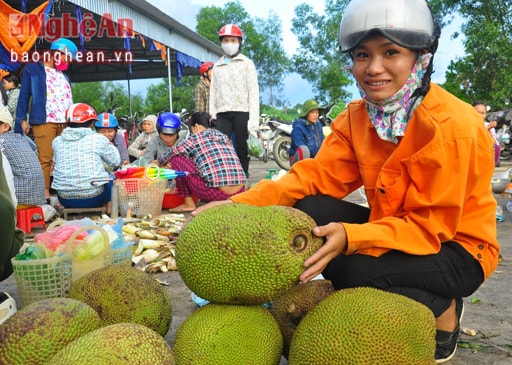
[[0, 83, 7, 106], [3, 73, 20, 87], [472, 100, 486, 107], [189, 111, 216, 128], [69, 120, 94, 128]]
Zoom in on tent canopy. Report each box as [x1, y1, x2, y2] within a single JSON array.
[[4, 0, 223, 82]]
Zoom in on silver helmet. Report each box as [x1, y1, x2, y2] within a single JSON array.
[[339, 0, 439, 53]]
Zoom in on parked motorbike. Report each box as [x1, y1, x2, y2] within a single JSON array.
[[495, 110, 512, 161], [254, 115, 275, 163], [268, 120, 292, 170], [176, 108, 191, 140]]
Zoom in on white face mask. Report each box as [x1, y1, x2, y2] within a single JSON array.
[[222, 43, 239, 56]]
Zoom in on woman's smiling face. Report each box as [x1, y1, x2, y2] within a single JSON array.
[[352, 35, 418, 101]]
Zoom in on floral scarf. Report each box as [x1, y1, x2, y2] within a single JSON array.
[[354, 53, 433, 143]]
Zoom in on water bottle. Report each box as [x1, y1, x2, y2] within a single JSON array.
[[496, 205, 505, 222], [502, 131, 510, 144], [506, 200, 512, 213]]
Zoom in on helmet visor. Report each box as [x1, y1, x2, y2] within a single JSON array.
[[160, 127, 178, 135]]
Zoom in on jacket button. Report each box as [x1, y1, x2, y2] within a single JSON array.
[[380, 189, 385, 194], [478, 245, 483, 250], [477, 254, 482, 259]]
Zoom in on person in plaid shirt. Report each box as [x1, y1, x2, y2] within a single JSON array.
[[158, 111, 246, 212]]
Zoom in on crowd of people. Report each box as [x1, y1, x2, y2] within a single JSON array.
[[0, 2, 503, 362]]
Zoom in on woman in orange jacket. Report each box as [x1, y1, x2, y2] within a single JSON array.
[[193, 0, 499, 362]]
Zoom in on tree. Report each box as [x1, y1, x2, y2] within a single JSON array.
[[144, 76, 196, 115], [195, 1, 289, 107], [253, 12, 289, 108], [71, 81, 105, 113], [290, 0, 353, 105], [429, 0, 512, 109]]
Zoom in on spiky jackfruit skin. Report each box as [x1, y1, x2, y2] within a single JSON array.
[[48, 322, 175, 364], [177, 204, 323, 304], [269, 280, 335, 358], [0, 298, 100, 365], [288, 287, 437, 365], [69, 265, 172, 336], [174, 303, 283, 365]]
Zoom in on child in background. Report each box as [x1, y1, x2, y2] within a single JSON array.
[[158, 111, 246, 212], [128, 114, 158, 162], [2, 74, 20, 122], [95, 112, 129, 168]]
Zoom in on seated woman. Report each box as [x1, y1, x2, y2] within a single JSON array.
[[289, 99, 326, 166], [128, 114, 158, 162], [0, 142, 23, 281], [158, 111, 246, 212], [0, 107, 45, 207], [51, 103, 120, 213], [144, 112, 186, 165], [94, 112, 130, 168]]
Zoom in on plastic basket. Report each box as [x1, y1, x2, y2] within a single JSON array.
[[12, 254, 72, 307], [116, 178, 167, 217], [12, 225, 133, 306]]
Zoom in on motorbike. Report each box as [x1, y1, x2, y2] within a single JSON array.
[[268, 120, 292, 170], [494, 109, 512, 161], [254, 115, 275, 163]]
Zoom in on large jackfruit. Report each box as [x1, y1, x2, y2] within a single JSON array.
[[0, 298, 100, 365], [48, 322, 175, 364], [288, 287, 437, 365], [177, 204, 323, 304], [69, 265, 172, 336], [173, 303, 283, 365], [269, 279, 335, 358]]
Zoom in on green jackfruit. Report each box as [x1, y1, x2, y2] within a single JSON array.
[[288, 287, 437, 365], [174, 303, 283, 365], [269, 280, 335, 358], [49, 322, 175, 364], [0, 298, 100, 365], [177, 204, 323, 304], [69, 265, 172, 336]]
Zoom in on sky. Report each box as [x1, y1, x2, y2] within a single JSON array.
[[136, 0, 465, 106]]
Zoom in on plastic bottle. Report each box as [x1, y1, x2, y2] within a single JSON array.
[[506, 200, 512, 213], [496, 205, 505, 222]]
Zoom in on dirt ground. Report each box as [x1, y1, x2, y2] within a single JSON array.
[[2, 158, 512, 364]]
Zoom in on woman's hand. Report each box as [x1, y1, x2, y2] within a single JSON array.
[[299, 222, 348, 284], [21, 120, 30, 135], [191, 200, 233, 216]]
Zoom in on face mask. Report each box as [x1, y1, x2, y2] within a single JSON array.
[[54, 61, 69, 71], [222, 43, 239, 57]]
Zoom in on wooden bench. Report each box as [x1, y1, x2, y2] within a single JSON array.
[[62, 207, 107, 220]]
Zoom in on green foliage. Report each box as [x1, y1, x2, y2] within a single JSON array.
[[290, 0, 353, 105], [144, 76, 196, 115], [430, 0, 512, 109]]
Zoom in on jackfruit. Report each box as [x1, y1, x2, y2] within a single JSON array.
[[48, 322, 175, 364], [269, 279, 335, 358], [0, 297, 100, 365], [177, 204, 323, 304], [69, 265, 172, 336], [288, 287, 437, 365], [173, 303, 283, 365]]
